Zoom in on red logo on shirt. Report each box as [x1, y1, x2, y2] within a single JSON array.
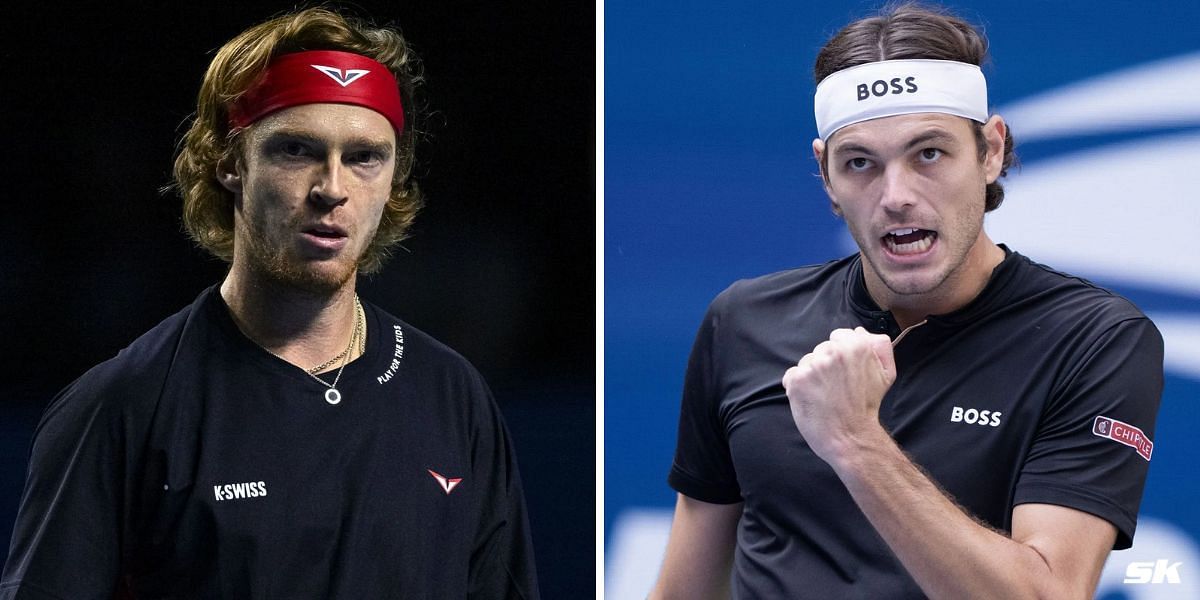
[[1093, 416, 1153, 461], [427, 469, 463, 494]]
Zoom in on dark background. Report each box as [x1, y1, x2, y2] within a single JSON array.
[[1, 2, 594, 596]]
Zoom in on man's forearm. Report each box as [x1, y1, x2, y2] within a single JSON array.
[[827, 428, 1085, 600]]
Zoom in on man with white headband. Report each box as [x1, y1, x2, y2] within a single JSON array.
[[1, 8, 538, 599], [653, 4, 1162, 599]]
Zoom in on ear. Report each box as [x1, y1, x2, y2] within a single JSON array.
[[216, 156, 244, 195], [812, 137, 842, 217], [981, 115, 1006, 184]]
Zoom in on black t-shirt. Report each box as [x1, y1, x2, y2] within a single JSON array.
[[1, 286, 539, 599], [669, 248, 1163, 599]]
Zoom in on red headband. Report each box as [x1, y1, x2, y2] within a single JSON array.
[[228, 50, 405, 133]]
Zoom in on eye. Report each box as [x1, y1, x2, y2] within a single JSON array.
[[347, 151, 384, 166], [845, 157, 872, 172], [279, 140, 312, 158], [918, 148, 943, 162]]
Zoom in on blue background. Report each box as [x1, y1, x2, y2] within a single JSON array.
[[605, 0, 1200, 595]]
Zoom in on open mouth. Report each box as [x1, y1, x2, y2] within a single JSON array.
[[306, 229, 344, 239], [304, 225, 347, 239], [882, 228, 936, 255], [299, 225, 350, 252]]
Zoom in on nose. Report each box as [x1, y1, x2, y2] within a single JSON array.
[[310, 158, 349, 207], [877, 165, 917, 213]]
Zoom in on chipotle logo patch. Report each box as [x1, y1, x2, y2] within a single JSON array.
[[1093, 416, 1153, 461]]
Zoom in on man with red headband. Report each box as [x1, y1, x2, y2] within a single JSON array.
[[651, 4, 1163, 599], [1, 9, 538, 599]]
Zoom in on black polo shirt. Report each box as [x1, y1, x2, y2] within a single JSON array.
[[2, 286, 539, 599], [669, 248, 1163, 599]]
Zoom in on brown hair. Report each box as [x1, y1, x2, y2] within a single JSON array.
[[173, 7, 424, 273], [814, 2, 1016, 211]]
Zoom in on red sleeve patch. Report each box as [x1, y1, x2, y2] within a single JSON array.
[[1093, 415, 1153, 461]]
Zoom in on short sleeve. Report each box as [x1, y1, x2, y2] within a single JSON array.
[[1013, 317, 1164, 549], [668, 295, 742, 504], [467, 375, 540, 600], [0, 381, 127, 599]]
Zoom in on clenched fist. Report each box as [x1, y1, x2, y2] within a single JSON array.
[[782, 327, 897, 465]]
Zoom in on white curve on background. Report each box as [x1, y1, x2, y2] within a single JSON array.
[[998, 51, 1200, 142]]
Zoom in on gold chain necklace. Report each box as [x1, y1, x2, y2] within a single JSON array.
[[298, 295, 363, 405]]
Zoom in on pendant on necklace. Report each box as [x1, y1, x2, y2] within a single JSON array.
[[325, 388, 342, 405]]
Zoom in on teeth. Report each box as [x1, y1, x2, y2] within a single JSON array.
[[885, 232, 934, 255], [889, 228, 919, 236]]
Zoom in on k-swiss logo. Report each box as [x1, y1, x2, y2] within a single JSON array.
[[427, 469, 463, 494], [213, 480, 268, 501], [311, 64, 370, 87], [1093, 415, 1153, 461]]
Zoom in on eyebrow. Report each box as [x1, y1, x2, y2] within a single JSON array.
[[262, 130, 395, 155], [902, 130, 956, 151], [831, 129, 957, 156]]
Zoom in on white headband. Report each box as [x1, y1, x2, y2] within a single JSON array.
[[814, 59, 988, 140]]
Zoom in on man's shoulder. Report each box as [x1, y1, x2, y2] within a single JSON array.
[[40, 294, 206, 426], [711, 255, 857, 315], [1010, 252, 1152, 324], [364, 300, 487, 382]]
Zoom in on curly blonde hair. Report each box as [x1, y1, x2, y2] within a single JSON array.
[[173, 7, 424, 273]]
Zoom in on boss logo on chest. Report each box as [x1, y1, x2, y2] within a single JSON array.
[[857, 76, 918, 100], [950, 406, 1002, 427]]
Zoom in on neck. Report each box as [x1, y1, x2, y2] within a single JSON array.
[[220, 264, 362, 371], [866, 235, 1005, 330]]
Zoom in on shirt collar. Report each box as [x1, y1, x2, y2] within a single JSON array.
[[845, 244, 1022, 329]]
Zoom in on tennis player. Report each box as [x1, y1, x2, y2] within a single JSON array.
[[651, 3, 1163, 598], [1, 8, 538, 599]]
